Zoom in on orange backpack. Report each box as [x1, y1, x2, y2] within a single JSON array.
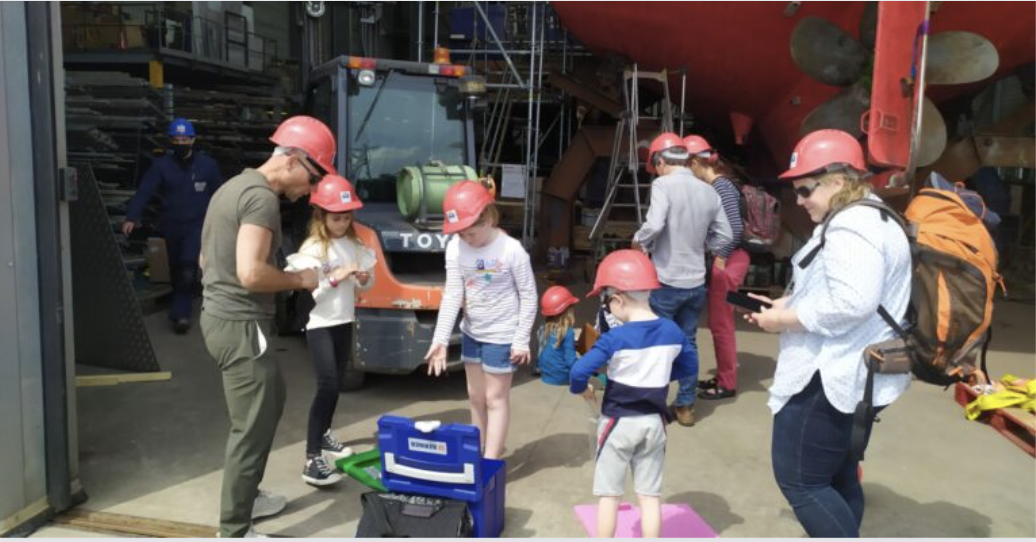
[[801, 188, 1001, 386], [901, 187, 1001, 385], [801, 186, 1001, 461]]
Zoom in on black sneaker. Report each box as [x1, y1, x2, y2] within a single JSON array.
[[302, 456, 342, 487], [320, 431, 354, 462], [173, 318, 190, 334]]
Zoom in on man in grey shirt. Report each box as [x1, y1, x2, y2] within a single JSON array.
[[633, 133, 732, 427], [200, 115, 334, 537]]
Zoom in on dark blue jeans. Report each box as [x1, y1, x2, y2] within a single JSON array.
[[771, 372, 879, 538], [649, 284, 707, 407]]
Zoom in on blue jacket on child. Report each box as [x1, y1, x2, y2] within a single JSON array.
[[538, 328, 577, 386]]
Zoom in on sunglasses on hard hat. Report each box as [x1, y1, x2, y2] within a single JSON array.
[[793, 181, 821, 200]]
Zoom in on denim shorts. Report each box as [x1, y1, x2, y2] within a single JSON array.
[[461, 334, 516, 375]]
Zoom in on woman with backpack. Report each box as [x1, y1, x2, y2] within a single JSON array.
[[684, 135, 749, 400], [743, 129, 912, 537]]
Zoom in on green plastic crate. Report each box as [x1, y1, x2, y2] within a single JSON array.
[[335, 447, 387, 492]]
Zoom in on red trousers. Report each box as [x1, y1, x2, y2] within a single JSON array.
[[707, 249, 750, 391]]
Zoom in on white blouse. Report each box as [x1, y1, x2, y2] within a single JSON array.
[[768, 196, 913, 415], [286, 236, 376, 331]]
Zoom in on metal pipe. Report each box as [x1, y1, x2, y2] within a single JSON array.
[[449, 48, 593, 56], [529, 3, 547, 247], [416, 1, 424, 62], [522, 2, 538, 245], [473, 1, 526, 89], [433, 1, 440, 51], [905, 5, 932, 193], [679, 68, 687, 136]]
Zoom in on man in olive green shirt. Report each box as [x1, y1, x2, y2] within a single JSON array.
[[199, 115, 336, 538]]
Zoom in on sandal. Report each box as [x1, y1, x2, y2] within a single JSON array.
[[697, 377, 719, 390], [698, 385, 736, 400]]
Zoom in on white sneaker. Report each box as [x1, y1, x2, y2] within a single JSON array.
[[251, 490, 286, 520], [244, 525, 269, 538], [217, 525, 269, 538]]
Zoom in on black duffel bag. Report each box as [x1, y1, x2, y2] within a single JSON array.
[[356, 492, 473, 538]]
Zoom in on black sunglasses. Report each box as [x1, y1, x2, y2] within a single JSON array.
[[793, 181, 821, 199], [300, 157, 323, 186], [602, 293, 618, 314]]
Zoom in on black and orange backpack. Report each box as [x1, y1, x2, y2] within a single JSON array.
[[800, 175, 1002, 460], [800, 179, 1001, 386]]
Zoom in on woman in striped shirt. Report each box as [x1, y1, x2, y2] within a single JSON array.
[[425, 180, 538, 459], [684, 135, 749, 400]]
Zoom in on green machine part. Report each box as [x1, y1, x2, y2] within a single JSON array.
[[397, 164, 478, 219]]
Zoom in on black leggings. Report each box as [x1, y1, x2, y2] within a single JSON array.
[[305, 323, 352, 457]]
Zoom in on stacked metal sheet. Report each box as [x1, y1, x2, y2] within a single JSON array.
[[169, 84, 289, 173]]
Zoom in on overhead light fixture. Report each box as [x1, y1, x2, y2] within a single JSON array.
[[357, 69, 376, 87]]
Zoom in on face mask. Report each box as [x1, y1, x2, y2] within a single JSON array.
[[171, 144, 193, 160]]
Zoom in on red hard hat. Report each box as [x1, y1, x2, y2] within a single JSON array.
[[310, 174, 363, 213], [683, 135, 719, 164], [270, 115, 337, 174], [540, 285, 580, 317], [646, 132, 687, 174], [779, 129, 867, 180], [587, 249, 661, 297], [442, 180, 494, 234]]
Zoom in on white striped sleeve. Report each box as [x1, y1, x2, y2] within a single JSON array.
[[509, 247, 538, 353], [432, 241, 463, 347]]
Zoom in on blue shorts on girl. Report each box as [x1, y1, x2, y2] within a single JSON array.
[[462, 333, 516, 374]]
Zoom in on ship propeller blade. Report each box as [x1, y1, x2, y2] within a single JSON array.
[[800, 81, 871, 137], [916, 97, 947, 167], [926, 31, 1000, 85], [790, 16, 868, 87], [859, 2, 879, 50]]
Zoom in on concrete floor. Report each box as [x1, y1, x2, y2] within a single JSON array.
[[32, 290, 1036, 538]]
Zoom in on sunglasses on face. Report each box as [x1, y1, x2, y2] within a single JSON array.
[[793, 181, 821, 199], [299, 158, 323, 186], [602, 293, 618, 314]]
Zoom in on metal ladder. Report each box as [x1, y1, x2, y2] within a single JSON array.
[[588, 65, 686, 248]]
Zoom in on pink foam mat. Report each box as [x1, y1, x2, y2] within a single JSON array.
[[573, 502, 719, 538]]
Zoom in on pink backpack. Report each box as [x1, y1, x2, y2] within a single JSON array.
[[739, 184, 781, 251]]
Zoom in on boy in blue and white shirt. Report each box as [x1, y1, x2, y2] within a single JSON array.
[[569, 249, 696, 538]]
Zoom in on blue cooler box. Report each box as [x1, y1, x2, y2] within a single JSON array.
[[378, 415, 506, 538]]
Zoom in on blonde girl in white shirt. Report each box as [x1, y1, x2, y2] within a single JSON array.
[[425, 180, 538, 459], [288, 175, 375, 486]]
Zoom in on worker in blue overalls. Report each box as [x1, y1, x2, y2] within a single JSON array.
[[122, 118, 224, 334]]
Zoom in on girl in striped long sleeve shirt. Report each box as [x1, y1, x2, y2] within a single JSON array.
[[425, 181, 538, 459], [685, 136, 750, 400]]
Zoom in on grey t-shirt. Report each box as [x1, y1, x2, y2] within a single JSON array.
[[201, 169, 282, 320]]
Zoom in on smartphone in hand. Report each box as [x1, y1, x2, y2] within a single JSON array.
[[726, 291, 773, 313]]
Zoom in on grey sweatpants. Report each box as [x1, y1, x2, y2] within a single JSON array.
[[201, 311, 286, 538]]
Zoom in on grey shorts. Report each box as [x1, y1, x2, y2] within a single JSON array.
[[593, 414, 667, 497]]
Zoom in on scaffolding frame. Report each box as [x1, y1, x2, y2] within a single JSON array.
[[453, 2, 583, 250]]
